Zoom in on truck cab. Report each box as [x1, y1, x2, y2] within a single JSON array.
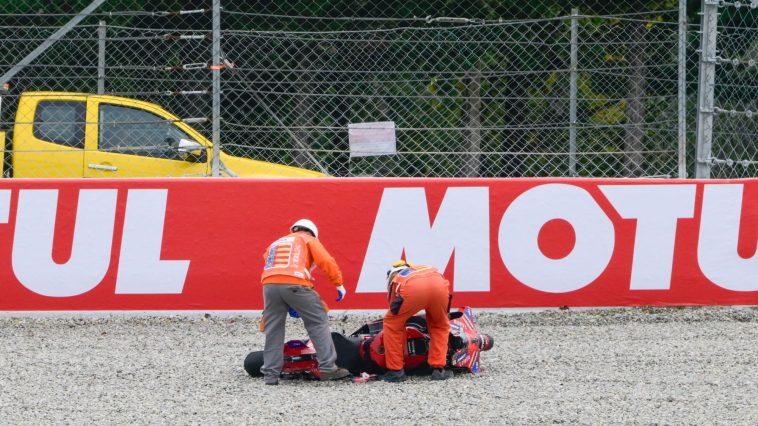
[[2, 92, 324, 178]]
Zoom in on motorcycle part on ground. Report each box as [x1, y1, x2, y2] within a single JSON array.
[[352, 372, 378, 383], [282, 340, 320, 378], [243, 307, 495, 381], [244, 351, 264, 377]]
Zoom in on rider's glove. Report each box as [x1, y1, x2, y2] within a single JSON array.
[[288, 307, 300, 318], [335, 285, 347, 302]]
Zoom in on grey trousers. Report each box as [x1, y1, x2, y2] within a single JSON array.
[[261, 284, 338, 380]]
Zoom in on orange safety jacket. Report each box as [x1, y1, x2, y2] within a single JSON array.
[[260, 231, 343, 288], [383, 264, 451, 370], [387, 265, 441, 302]]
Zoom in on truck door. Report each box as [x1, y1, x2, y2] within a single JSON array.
[[84, 97, 210, 178], [12, 95, 87, 177]]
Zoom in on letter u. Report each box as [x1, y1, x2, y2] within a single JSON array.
[[12, 190, 117, 297]]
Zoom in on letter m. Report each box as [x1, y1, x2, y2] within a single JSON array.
[[356, 187, 489, 293]]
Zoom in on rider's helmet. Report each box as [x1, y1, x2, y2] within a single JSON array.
[[291, 219, 319, 238], [476, 334, 495, 351]]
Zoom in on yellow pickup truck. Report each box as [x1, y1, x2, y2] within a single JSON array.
[[0, 92, 324, 178]]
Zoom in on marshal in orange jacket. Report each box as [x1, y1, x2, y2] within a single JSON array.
[[384, 264, 451, 371], [260, 231, 343, 288]]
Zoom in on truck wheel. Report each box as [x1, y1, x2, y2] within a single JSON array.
[[243, 351, 265, 377]]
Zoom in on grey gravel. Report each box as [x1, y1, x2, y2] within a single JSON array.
[[1, 306, 757, 425]]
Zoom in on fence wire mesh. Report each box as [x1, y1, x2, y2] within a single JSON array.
[[0, 1, 754, 179], [0, 6, 221, 178], [707, 0, 758, 178]]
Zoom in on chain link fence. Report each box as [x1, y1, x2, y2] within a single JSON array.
[[1, 4, 215, 177], [696, 0, 757, 178], [0, 0, 754, 179]]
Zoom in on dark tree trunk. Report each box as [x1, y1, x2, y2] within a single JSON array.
[[293, 54, 317, 168], [502, 74, 528, 177], [623, 24, 648, 177], [462, 68, 482, 177]]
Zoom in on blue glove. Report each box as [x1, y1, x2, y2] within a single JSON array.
[[288, 307, 300, 318], [335, 285, 347, 302]]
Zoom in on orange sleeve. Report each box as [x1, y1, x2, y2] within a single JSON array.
[[307, 238, 343, 286]]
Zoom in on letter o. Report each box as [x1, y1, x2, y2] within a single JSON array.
[[499, 184, 615, 293]]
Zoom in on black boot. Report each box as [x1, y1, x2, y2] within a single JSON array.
[[380, 369, 407, 382], [431, 368, 453, 381], [320, 368, 352, 381]]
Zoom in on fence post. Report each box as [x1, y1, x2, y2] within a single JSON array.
[[211, 0, 221, 177], [569, 8, 579, 177], [97, 20, 106, 94], [695, 0, 718, 179], [677, 0, 687, 178]]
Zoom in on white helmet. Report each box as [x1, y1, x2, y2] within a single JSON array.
[[291, 219, 318, 238]]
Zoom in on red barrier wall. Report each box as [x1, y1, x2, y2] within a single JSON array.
[[0, 178, 755, 310]]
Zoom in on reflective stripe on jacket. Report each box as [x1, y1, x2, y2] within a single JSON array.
[[261, 231, 343, 287]]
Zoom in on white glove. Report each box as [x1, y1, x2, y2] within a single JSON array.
[[335, 285, 347, 302]]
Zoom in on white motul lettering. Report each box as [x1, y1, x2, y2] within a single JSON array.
[[357, 187, 489, 293], [0, 190, 10, 223], [601, 185, 696, 290], [13, 189, 117, 297], [698, 184, 757, 291], [499, 184, 614, 293], [115, 189, 189, 294]]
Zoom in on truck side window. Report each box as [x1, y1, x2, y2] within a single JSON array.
[[33, 101, 86, 148], [99, 104, 195, 159]]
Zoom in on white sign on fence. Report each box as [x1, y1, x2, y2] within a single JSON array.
[[348, 121, 396, 157]]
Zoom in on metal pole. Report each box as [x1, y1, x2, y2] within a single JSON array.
[[211, 0, 221, 177], [0, 0, 107, 87], [695, 0, 718, 179], [97, 20, 106, 94], [677, 0, 687, 178], [569, 8, 579, 177]]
